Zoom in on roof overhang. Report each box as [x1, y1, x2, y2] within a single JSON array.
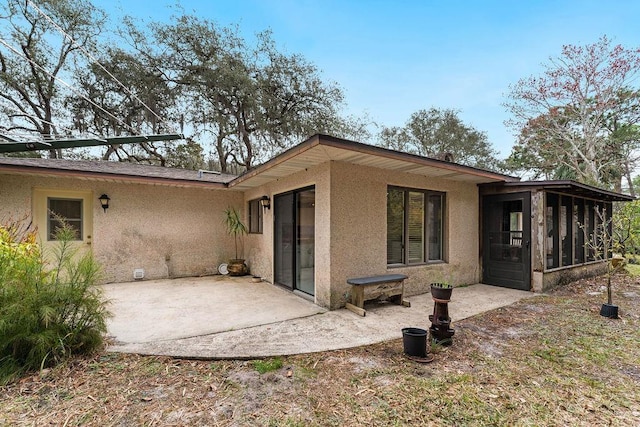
[[0, 134, 184, 153], [0, 160, 231, 189], [482, 180, 635, 202], [229, 134, 518, 190]]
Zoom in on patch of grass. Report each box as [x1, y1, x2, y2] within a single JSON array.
[[252, 357, 283, 374], [625, 263, 640, 276]]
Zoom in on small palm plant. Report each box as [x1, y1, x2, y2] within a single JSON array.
[[223, 207, 248, 261]]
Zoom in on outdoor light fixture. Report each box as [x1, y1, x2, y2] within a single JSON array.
[[259, 195, 271, 210], [98, 194, 110, 212]]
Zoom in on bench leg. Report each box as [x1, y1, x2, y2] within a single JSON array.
[[351, 287, 365, 309], [346, 302, 366, 317]]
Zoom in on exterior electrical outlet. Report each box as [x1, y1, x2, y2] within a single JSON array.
[[133, 269, 144, 280]]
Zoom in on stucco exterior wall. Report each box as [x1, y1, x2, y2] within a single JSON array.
[[242, 161, 332, 308], [0, 174, 33, 221], [2, 159, 485, 309], [327, 162, 481, 309], [0, 173, 242, 283], [242, 160, 482, 310]]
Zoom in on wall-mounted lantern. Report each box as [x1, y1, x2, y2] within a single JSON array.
[[259, 195, 271, 210], [99, 194, 110, 213]]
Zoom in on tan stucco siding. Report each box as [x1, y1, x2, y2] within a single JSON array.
[[327, 162, 481, 308], [95, 182, 242, 282], [0, 174, 32, 220], [242, 161, 332, 307], [0, 173, 242, 283]]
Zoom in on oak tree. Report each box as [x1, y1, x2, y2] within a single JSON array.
[[0, 0, 106, 158], [378, 108, 504, 171], [150, 15, 348, 171]]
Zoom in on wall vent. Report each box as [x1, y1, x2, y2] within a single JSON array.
[[133, 268, 145, 280]]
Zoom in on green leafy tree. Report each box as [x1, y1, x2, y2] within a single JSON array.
[[0, 0, 106, 158], [613, 200, 640, 257], [378, 108, 504, 171], [148, 15, 350, 172], [504, 36, 640, 190], [166, 139, 206, 170], [68, 46, 180, 164]]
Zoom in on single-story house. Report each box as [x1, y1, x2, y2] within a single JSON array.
[[0, 134, 633, 309]]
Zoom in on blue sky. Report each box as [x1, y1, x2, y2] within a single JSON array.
[[101, 0, 640, 157]]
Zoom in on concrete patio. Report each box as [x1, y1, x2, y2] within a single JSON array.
[[104, 276, 538, 359]]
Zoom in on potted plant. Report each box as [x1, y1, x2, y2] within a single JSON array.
[[223, 207, 248, 276], [430, 282, 453, 301]]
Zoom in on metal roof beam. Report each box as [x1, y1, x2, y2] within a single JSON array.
[[0, 134, 184, 153]]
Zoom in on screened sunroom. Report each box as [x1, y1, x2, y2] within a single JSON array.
[[480, 181, 634, 292]]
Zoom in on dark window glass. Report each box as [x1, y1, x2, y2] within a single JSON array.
[[386, 189, 405, 264], [48, 198, 82, 240], [248, 199, 263, 234], [574, 199, 585, 264], [546, 193, 559, 269], [387, 187, 445, 265]]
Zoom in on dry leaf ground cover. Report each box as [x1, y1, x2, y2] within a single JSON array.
[[1, 273, 639, 426]]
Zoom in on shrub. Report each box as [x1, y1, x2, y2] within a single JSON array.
[[0, 220, 110, 384]]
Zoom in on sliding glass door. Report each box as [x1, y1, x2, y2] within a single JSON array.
[[274, 187, 315, 296]]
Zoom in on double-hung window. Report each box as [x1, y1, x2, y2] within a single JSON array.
[[387, 187, 444, 265]]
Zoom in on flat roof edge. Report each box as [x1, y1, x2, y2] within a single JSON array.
[[0, 163, 230, 189], [482, 180, 635, 202]]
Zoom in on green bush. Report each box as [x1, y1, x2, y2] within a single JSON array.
[[0, 220, 110, 384]]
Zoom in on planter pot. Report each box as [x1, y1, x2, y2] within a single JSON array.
[[402, 327, 428, 357], [600, 303, 619, 319], [227, 259, 248, 276], [430, 283, 453, 301]]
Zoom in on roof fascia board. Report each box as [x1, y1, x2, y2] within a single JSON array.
[[487, 180, 635, 201], [0, 163, 228, 189]]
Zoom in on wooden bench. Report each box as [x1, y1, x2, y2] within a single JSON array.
[[346, 274, 410, 316]]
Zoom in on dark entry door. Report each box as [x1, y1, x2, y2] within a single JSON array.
[[482, 192, 531, 290], [274, 187, 315, 296]]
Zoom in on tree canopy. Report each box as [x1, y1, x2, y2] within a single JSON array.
[[504, 36, 640, 194], [145, 16, 351, 171], [0, 2, 367, 170], [378, 108, 504, 171], [0, 0, 106, 158]]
